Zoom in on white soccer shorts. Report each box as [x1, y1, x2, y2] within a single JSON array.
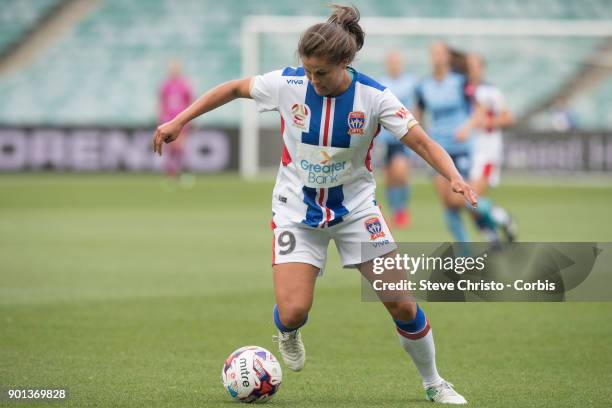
[[470, 134, 503, 187], [470, 153, 502, 187], [271, 206, 397, 274]]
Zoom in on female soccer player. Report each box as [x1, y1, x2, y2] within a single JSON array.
[[376, 51, 418, 228], [153, 6, 474, 404], [158, 61, 193, 180], [458, 53, 517, 243], [414, 42, 473, 249]]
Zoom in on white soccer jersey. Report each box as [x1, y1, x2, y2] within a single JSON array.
[[472, 83, 506, 162], [251, 66, 416, 228], [469, 83, 507, 185]]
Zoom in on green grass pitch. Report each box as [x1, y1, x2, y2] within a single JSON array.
[[1, 174, 611, 407]]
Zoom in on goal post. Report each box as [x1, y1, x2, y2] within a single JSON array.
[[240, 16, 612, 179]]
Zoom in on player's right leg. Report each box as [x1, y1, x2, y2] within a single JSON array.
[[270, 221, 328, 371], [469, 161, 518, 243], [272, 262, 318, 371], [386, 145, 412, 229], [433, 174, 468, 244], [468, 174, 501, 244], [433, 152, 473, 255]]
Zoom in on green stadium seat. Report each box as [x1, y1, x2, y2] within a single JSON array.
[[0, 0, 60, 54], [0, 0, 610, 128]]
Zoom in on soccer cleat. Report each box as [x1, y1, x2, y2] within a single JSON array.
[[272, 330, 305, 371], [501, 214, 518, 243], [425, 380, 467, 404], [491, 207, 517, 243], [393, 209, 411, 229], [481, 227, 501, 249]]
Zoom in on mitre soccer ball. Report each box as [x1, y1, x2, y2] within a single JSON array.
[[221, 346, 282, 403]]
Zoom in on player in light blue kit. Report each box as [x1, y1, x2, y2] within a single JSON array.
[[377, 51, 417, 228], [415, 42, 473, 248]]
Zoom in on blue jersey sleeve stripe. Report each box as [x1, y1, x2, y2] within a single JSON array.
[[356, 72, 386, 91], [282, 67, 305, 77]]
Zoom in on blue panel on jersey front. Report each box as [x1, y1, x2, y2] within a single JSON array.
[[326, 185, 349, 218], [301, 83, 322, 146], [331, 82, 355, 148], [301, 186, 323, 227]]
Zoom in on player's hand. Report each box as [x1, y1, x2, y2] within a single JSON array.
[[450, 178, 478, 208], [455, 124, 471, 142], [153, 120, 183, 156]]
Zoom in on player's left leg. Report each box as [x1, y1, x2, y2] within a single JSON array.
[[334, 207, 466, 404], [434, 175, 469, 248], [434, 152, 472, 253], [358, 253, 467, 404], [469, 174, 500, 244], [469, 162, 517, 243], [385, 145, 412, 229], [164, 129, 188, 179]]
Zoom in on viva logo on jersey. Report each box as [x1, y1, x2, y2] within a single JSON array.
[[347, 111, 365, 136], [296, 143, 353, 188]]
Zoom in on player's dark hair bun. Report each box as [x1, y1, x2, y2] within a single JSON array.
[[298, 4, 365, 65], [327, 5, 364, 52]]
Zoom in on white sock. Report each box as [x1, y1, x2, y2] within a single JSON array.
[[398, 328, 442, 387], [491, 206, 510, 226]]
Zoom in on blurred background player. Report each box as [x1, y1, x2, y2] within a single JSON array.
[[377, 51, 417, 229], [414, 42, 473, 248], [159, 60, 193, 180], [550, 97, 578, 131], [459, 53, 517, 243]]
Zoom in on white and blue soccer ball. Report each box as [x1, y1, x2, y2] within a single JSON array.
[[221, 346, 282, 403]]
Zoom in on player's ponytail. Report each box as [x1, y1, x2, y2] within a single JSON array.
[[327, 5, 364, 52], [449, 47, 469, 76], [298, 4, 365, 65]]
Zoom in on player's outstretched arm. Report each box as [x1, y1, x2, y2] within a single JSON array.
[[401, 125, 478, 207], [153, 77, 254, 155]]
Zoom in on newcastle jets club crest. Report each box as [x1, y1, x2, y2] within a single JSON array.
[[347, 111, 365, 136]]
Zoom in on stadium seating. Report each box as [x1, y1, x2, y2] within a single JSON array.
[[0, 0, 59, 54], [0, 0, 610, 127], [570, 78, 612, 130]]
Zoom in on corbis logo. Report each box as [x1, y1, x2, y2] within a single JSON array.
[[291, 103, 309, 130], [365, 217, 385, 240], [347, 111, 365, 135]]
